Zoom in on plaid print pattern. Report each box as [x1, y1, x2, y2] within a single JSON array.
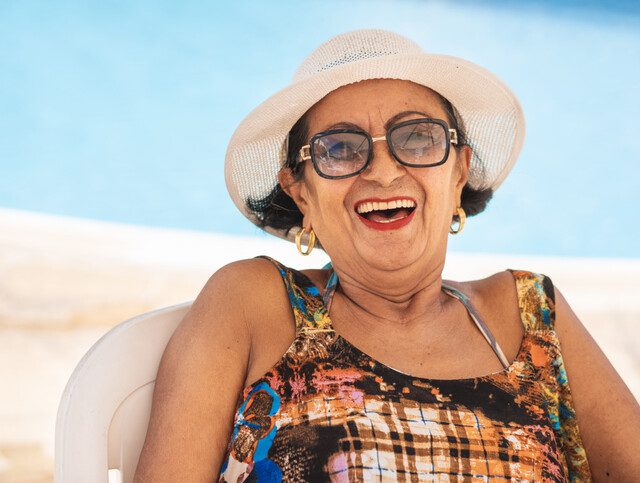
[[218, 257, 592, 482], [322, 397, 560, 481]]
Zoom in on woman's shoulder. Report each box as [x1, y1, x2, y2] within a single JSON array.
[[205, 256, 304, 304], [221, 255, 330, 294], [457, 268, 554, 309], [206, 256, 318, 388], [208, 255, 324, 310], [210, 256, 282, 279], [443, 270, 522, 334], [443, 268, 554, 358], [443, 269, 520, 308]]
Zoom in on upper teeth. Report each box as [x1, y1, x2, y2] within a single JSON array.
[[356, 199, 416, 214]]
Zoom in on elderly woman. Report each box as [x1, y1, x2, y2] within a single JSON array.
[[135, 30, 640, 481]]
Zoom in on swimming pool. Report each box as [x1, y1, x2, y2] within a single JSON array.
[[1, 1, 638, 258]]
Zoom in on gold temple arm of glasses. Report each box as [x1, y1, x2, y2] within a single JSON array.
[[298, 145, 311, 163], [297, 128, 458, 163]]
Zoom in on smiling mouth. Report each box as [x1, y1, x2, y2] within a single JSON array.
[[354, 198, 417, 228]]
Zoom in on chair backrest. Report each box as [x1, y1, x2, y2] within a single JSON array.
[[54, 301, 192, 483]]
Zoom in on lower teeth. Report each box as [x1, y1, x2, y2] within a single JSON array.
[[370, 214, 408, 223]]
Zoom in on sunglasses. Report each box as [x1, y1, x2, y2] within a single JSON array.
[[297, 117, 458, 180]]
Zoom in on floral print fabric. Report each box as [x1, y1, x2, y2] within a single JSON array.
[[218, 256, 592, 481]]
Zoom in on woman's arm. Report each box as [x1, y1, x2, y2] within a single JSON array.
[[554, 285, 640, 480], [133, 260, 261, 482]]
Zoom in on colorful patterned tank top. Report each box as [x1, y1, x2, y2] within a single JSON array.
[[218, 256, 592, 481]]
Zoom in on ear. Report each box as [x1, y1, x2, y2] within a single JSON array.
[[278, 167, 309, 214], [454, 145, 472, 203]]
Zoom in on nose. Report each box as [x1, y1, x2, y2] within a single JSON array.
[[359, 136, 406, 186]]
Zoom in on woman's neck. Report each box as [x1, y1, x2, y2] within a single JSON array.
[[327, 261, 456, 335]]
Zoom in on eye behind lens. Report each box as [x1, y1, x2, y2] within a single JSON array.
[[390, 121, 447, 165], [313, 131, 370, 177]]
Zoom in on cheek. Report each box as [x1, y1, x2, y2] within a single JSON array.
[[416, 171, 457, 216], [308, 180, 353, 222], [300, 177, 342, 215], [319, 186, 349, 215]]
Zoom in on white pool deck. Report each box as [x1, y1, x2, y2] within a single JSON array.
[[0, 207, 638, 481]]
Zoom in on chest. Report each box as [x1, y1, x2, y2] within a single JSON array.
[[222, 338, 566, 483], [245, 274, 523, 387]]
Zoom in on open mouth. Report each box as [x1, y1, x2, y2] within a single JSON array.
[[354, 198, 417, 229]]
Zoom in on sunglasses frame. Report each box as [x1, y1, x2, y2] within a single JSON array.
[[297, 117, 458, 180]]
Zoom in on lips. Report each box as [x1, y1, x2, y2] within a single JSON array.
[[353, 196, 417, 231]]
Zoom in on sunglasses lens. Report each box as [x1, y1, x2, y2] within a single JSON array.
[[389, 121, 447, 165], [312, 132, 370, 177]]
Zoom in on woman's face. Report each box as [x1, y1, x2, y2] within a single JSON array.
[[282, 78, 471, 273]]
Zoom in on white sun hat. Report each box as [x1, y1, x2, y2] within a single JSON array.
[[224, 28, 525, 243]]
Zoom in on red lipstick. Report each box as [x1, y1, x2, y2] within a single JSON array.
[[353, 197, 417, 232]]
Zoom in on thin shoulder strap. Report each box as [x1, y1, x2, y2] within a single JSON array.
[[321, 261, 338, 311], [321, 262, 510, 369], [256, 255, 333, 334], [506, 269, 593, 479], [441, 282, 511, 370], [506, 268, 556, 331]]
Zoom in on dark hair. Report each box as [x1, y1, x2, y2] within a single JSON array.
[[246, 90, 493, 237]]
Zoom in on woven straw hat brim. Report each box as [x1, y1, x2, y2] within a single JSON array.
[[225, 51, 525, 244]]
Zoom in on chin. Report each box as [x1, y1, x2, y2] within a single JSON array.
[[357, 242, 425, 271]]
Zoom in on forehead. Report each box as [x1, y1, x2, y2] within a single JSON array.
[[306, 78, 448, 128]]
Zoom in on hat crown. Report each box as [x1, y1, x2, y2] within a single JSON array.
[[225, 28, 525, 244], [292, 29, 423, 82]]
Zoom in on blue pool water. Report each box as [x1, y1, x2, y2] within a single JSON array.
[[1, 1, 638, 258]]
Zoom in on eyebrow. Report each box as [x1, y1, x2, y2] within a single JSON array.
[[325, 110, 432, 131], [384, 110, 431, 129]]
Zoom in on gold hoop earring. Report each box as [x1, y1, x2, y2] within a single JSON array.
[[295, 226, 316, 255], [449, 207, 466, 235]]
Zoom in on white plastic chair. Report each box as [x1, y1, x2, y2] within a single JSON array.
[[54, 301, 193, 483]]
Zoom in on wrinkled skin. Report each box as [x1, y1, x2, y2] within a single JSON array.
[[279, 78, 473, 346]]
